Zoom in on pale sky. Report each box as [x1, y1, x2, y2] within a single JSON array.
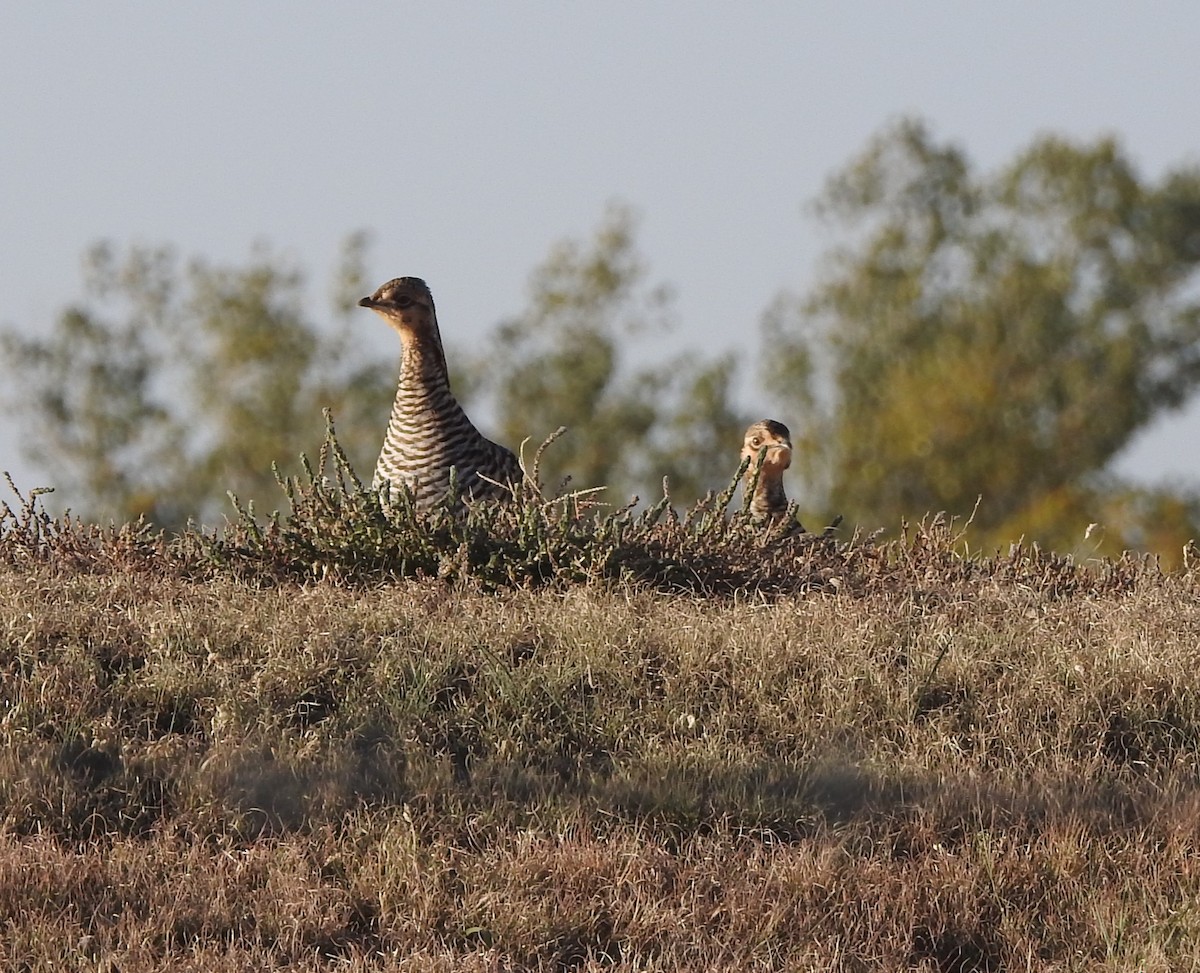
[[2, 3, 1198, 501]]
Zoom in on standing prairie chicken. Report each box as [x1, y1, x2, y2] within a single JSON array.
[[740, 419, 793, 521], [359, 277, 521, 507]]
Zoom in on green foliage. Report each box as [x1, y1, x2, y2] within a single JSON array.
[[470, 203, 751, 506], [0, 246, 187, 525], [636, 351, 749, 504], [0, 234, 392, 529], [764, 118, 1200, 561]]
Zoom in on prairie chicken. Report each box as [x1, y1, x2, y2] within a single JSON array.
[[359, 277, 521, 507], [740, 419, 793, 521]]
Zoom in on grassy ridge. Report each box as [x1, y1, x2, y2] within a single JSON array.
[[2, 464, 1200, 970]]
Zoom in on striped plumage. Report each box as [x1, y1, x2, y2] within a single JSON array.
[[359, 277, 521, 507], [740, 419, 793, 521]]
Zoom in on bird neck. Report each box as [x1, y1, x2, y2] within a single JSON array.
[[750, 473, 788, 519], [398, 320, 449, 381], [387, 325, 466, 425]]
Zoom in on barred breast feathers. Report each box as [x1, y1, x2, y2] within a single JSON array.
[[359, 277, 521, 507]]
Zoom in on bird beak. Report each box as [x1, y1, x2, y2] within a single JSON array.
[[759, 442, 792, 468], [358, 296, 375, 308]]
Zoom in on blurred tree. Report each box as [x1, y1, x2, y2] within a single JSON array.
[[1, 233, 393, 528], [2, 210, 751, 527], [472, 203, 751, 505], [765, 118, 1200, 560], [636, 351, 748, 503]]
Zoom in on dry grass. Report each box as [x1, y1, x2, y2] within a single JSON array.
[[1, 496, 1199, 971], [4, 446, 1200, 969]]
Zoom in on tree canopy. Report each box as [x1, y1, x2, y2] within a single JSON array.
[[1, 234, 393, 528], [1, 209, 751, 526], [466, 203, 750, 505], [763, 118, 1200, 558]]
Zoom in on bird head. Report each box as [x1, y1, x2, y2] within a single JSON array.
[[741, 419, 793, 477], [359, 277, 438, 338]]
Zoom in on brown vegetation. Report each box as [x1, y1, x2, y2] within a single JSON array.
[[2, 466, 1200, 970]]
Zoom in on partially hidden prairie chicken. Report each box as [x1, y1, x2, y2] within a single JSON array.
[[359, 277, 521, 507], [740, 419, 793, 521]]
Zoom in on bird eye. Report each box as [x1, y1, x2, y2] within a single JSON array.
[[750, 437, 762, 448], [394, 296, 413, 309]]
